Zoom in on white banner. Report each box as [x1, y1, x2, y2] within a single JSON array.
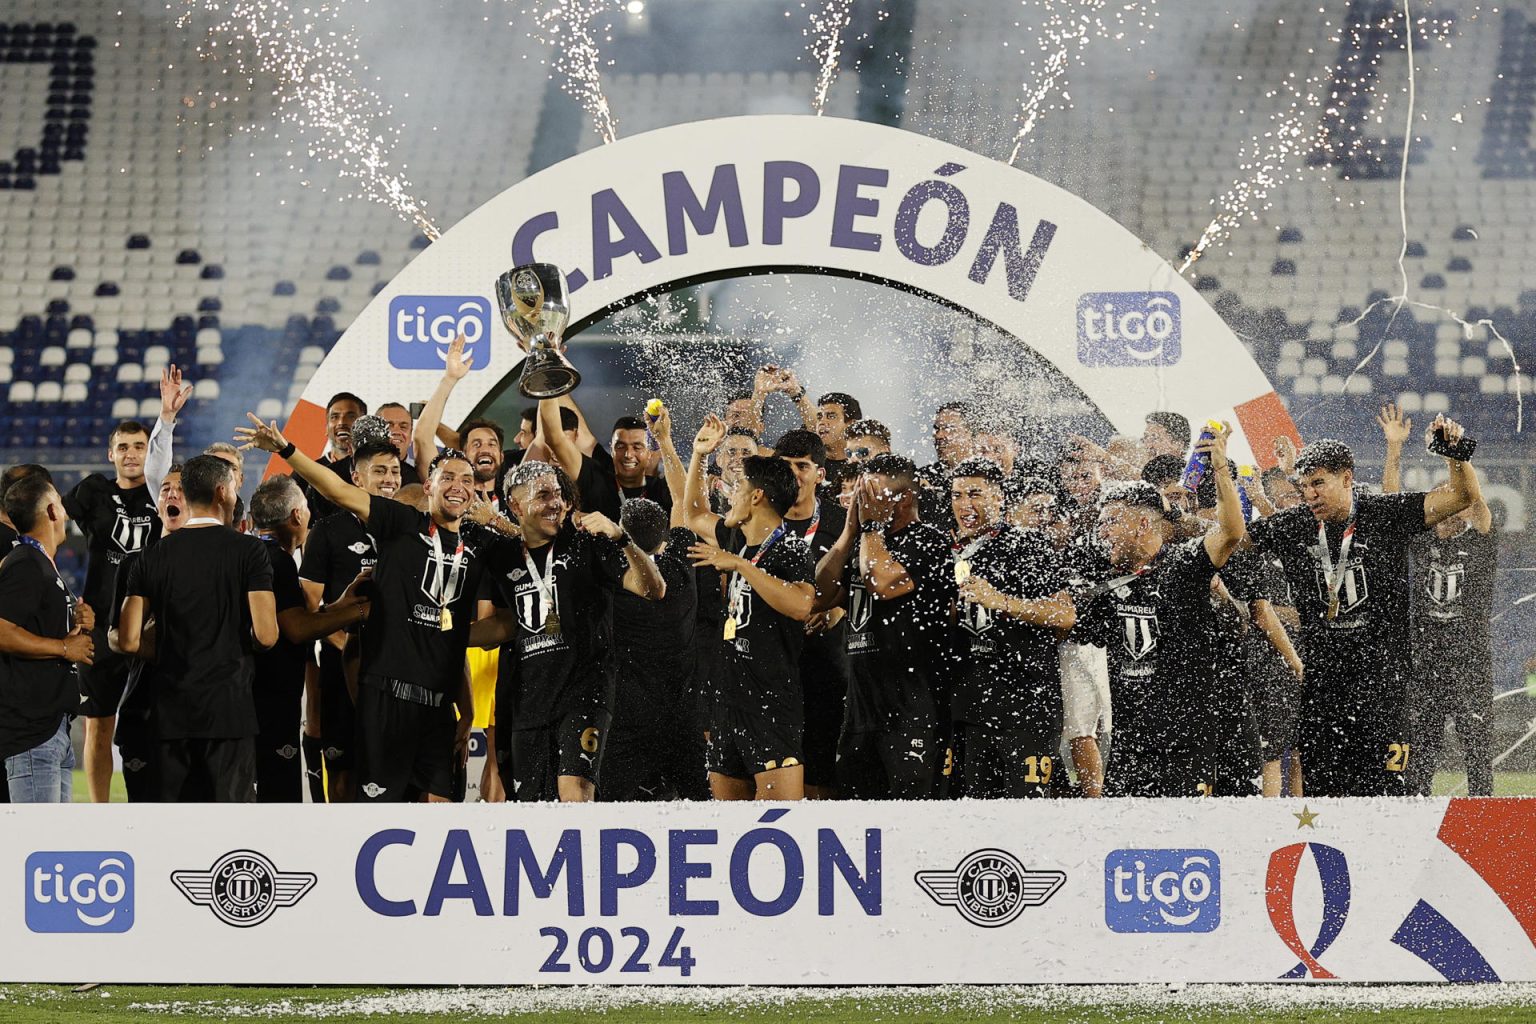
[[4, 798, 1534, 984]]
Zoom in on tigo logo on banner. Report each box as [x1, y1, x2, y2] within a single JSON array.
[[915, 849, 1064, 928], [1104, 849, 1220, 933], [1077, 292, 1181, 366], [25, 852, 134, 933], [388, 295, 491, 370]]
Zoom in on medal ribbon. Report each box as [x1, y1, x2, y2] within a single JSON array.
[[17, 535, 76, 632], [1316, 503, 1357, 620], [728, 523, 788, 623], [523, 538, 558, 622], [428, 522, 466, 613]]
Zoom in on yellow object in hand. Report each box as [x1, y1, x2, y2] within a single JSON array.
[[646, 398, 664, 417]]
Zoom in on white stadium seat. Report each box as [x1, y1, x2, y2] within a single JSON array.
[[8, 382, 35, 403], [35, 381, 62, 402], [1397, 393, 1424, 414], [39, 347, 66, 368], [112, 397, 139, 420], [193, 379, 221, 400], [117, 364, 145, 385]]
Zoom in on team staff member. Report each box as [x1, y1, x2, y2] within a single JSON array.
[[916, 401, 976, 528], [815, 392, 863, 488], [0, 474, 95, 802], [774, 430, 849, 798], [469, 460, 665, 802], [107, 465, 189, 801], [947, 458, 1077, 799], [680, 415, 815, 800], [1084, 424, 1245, 797], [1378, 404, 1497, 796], [302, 392, 368, 522], [65, 419, 160, 802], [238, 415, 482, 803], [118, 456, 278, 802], [1244, 415, 1477, 797], [375, 402, 423, 487], [814, 455, 952, 799], [299, 439, 402, 801]]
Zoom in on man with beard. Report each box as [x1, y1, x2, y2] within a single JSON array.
[[239, 414, 485, 803], [107, 465, 188, 801], [375, 402, 422, 487], [1084, 424, 1245, 797], [555, 415, 672, 523], [681, 415, 815, 800], [413, 336, 507, 513], [916, 401, 976, 528], [595, 497, 707, 801], [64, 420, 161, 802], [947, 458, 1077, 798], [118, 455, 279, 802], [772, 430, 850, 797], [814, 455, 951, 799], [1244, 418, 1477, 797], [299, 440, 401, 801], [710, 428, 760, 515], [815, 392, 862, 489], [1378, 403, 1497, 796], [723, 389, 766, 439], [469, 460, 665, 802], [302, 392, 367, 521], [1142, 412, 1191, 461]]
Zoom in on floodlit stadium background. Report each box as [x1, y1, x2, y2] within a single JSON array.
[[1, 0, 1533, 782]]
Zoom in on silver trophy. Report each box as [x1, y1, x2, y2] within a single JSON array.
[[495, 263, 579, 399]]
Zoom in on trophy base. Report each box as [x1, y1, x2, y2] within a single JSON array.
[[519, 357, 581, 400]]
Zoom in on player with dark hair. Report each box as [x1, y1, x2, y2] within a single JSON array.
[[916, 401, 976, 527], [772, 429, 850, 797], [1143, 411, 1192, 459], [845, 420, 893, 467], [1141, 454, 1191, 514], [1244, 417, 1478, 797], [1084, 423, 1245, 797], [63, 419, 161, 802], [0, 463, 53, 550], [118, 455, 278, 802], [459, 417, 507, 509], [239, 414, 487, 803], [470, 460, 665, 802], [0, 474, 94, 802], [679, 415, 815, 800], [710, 428, 760, 515], [816, 391, 863, 485], [302, 391, 369, 521], [814, 454, 952, 798], [947, 456, 1076, 798], [1261, 467, 1303, 513]]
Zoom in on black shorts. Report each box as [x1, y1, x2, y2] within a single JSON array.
[[79, 635, 129, 718], [838, 723, 938, 800], [318, 646, 357, 771], [600, 701, 708, 802], [707, 700, 802, 780], [1258, 668, 1302, 762], [1105, 742, 1218, 798], [801, 664, 846, 789], [954, 722, 1058, 799], [158, 737, 256, 803], [118, 736, 159, 803], [354, 681, 457, 801], [497, 708, 611, 802], [1297, 679, 1411, 798]]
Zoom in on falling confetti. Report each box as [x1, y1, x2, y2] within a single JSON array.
[[177, 0, 439, 239]]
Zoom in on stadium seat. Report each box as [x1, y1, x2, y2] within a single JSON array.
[[111, 397, 137, 420], [193, 379, 220, 401], [1423, 392, 1451, 413], [116, 364, 144, 384], [1398, 392, 1424, 413]]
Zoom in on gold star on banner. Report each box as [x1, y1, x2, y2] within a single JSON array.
[[1294, 805, 1320, 829]]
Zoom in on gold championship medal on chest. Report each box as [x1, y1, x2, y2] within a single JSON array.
[[723, 616, 738, 641], [954, 559, 972, 585], [439, 607, 454, 631], [544, 610, 562, 636]]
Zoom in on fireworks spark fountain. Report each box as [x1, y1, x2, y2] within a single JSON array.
[[807, 0, 856, 117], [177, 0, 439, 239], [521, 0, 620, 145], [1005, 1, 1159, 166]]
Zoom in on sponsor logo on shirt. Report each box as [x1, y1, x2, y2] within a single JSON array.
[[171, 850, 316, 928], [361, 782, 385, 798], [388, 295, 492, 370], [1104, 849, 1220, 933], [1076, 291, 1181, 366], [347, 541, 372, 555], [915, 849, 1064, 928], [25, 852, 134, 933]]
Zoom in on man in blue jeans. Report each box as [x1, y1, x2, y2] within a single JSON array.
[[0, 473, 97, 802]]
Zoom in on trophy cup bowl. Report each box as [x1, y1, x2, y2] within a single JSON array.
[[495, 263, 580, 399]]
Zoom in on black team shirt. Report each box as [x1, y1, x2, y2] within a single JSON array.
[[125, 525, 274, 739], [1411, 525, 1498, 670], [359, 495, 490, 696], [302, 511, 379, 605], [63, 474, 160, 632], [842, 521, 952, 733], [784, 498, 849, 680], [1246, 493, 1428, 684], [1081, 538, 1222, 754], [713, 520, 815, 727], [110, 550, 153, 748], [577, 450, 671, 522], [951, 525, 1068, 735], [487, 522, 628, 730], [252, 539, 311, 725], [0, 542, 80, 759], [611, 526, 698, 701]]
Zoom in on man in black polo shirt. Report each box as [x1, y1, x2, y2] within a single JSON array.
[[118, 455, 278, 802], [916, 401, 975, 529], [1245, 416, 1478, 797], [64, 420, 161, 802], [680, 415, 815, 800], [469, 460, 665, 802], [815, 391, 862, 490], [814, 455, 952, 799], [1084, 424, 1245, 797], [1378, 403, 1498, 796], [773, 429, 849, 797], [303, 391, 367, 522], [0, 474, 95, 802], [299, 439, 402, 801], [947, 457, 1077, 798], [240, 415, 484, 802]]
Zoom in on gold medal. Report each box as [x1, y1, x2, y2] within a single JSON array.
[[954, 559, 972, 585], [723, 617, 737, 641], [1326, 596, 1340, 621], [439, 607, 454, 632], [543, 610, 562, 636]]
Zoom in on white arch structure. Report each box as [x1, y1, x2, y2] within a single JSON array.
[[275, 115, 1295, 467]]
